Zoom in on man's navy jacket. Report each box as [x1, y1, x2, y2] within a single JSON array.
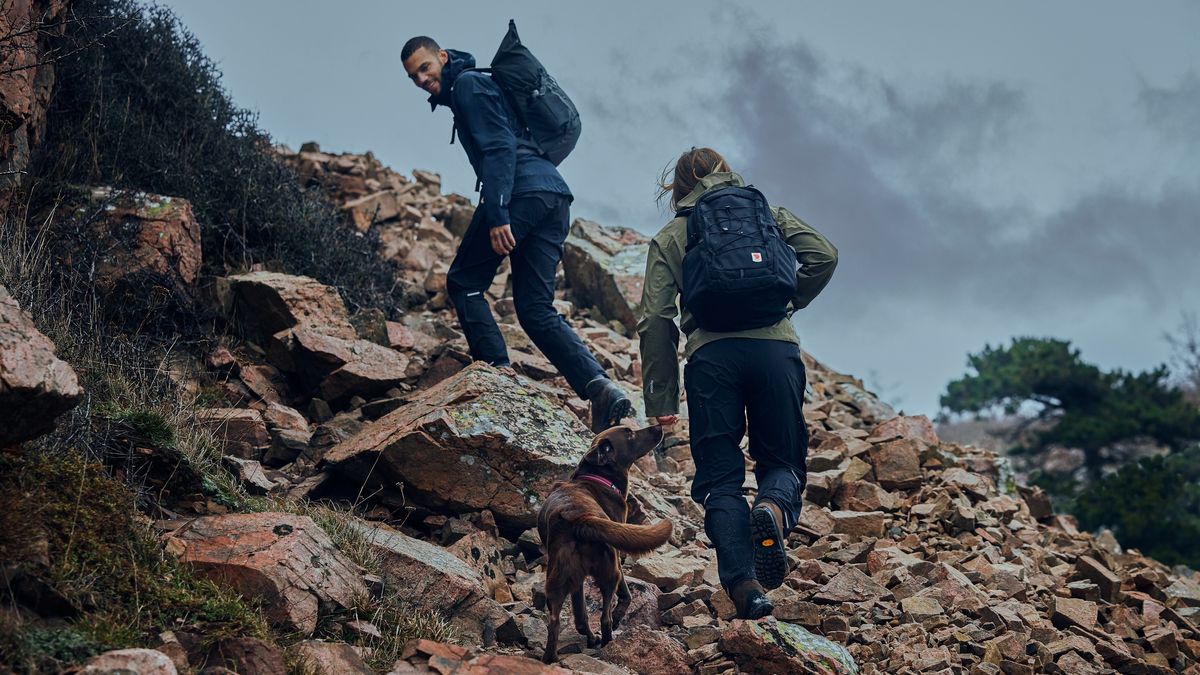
[[428, 49, 572, 229]]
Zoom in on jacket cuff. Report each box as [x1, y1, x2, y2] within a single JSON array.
[[643, 400, 679, 418], [489, 203, 510, 228]]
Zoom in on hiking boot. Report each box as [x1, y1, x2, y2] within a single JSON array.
[[751, 500, 788, 590], [729, 579, 774, 620], [585, 377, 633, 434]]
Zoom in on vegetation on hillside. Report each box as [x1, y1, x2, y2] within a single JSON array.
[[941, 336, 1200, 481], [0, 0, 451, 669], [941, 336, 1200, 567], [31, 0, 411, 322]]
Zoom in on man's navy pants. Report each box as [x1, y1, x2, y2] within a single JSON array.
[[685, 338, 809, 591], [446, 192, 604, 399]]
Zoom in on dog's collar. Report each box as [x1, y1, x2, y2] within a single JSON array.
[[576, 473, 623, 497]]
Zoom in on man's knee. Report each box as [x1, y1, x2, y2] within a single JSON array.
[[446, 268, 487, 305], [514, 298, 558, 335]]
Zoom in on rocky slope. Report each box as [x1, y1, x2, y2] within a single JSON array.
[[4, 144, 1200, 675]]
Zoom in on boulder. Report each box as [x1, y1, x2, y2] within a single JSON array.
[[719, 618, 859, 674], [583, 576, 662, 630], [814, 566, 890, 604], [562, 219, 648, 333], [163, 513, 367, 635], [833, 481, 898, 512], [202, 637, 286, 675], [271, 327, 409, 404], [194, 407, 270, 458], [79, 648, 178, 674], [290, 640, 373, 675], [227, 271, 357, 342], [0, 284, 82, 445], [322, 363, 590, 529], [446, 529, 514, 602], [829, 510, 888, 538], [867, 415, 939, 448], [868, 438, 923, 490], [0, 0, 69, 206], [396, 639, 570, 674], [598, 628, 690, 675], [349, 520, 519, 646], [81, 188, 203, 298], [629, 554, 709, 592]]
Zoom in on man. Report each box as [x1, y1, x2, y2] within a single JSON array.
[[401, 36, 632, 433], [639, 148, 838, 618]]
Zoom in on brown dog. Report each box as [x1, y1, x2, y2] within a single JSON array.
[[536, 425, 673, 663]]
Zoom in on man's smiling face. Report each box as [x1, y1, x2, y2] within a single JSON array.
[[403, 46, 449, 97]]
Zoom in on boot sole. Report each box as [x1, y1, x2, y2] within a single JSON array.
[[751, 506, 788, 590], [743, 596, 774, 620], [593, 396, 634, 433]]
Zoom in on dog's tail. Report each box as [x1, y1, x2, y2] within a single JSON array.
[[570, 517, 673, 554]]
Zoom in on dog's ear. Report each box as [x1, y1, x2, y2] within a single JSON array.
[[587, 434, 616, 465], [594, 439, 615, 465]]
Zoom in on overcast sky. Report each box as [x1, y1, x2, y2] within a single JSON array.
[[159, 1, 1200, 415]]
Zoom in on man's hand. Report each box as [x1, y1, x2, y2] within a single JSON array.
[[656, 415, 679, 430], [490, 224, 517, 256]]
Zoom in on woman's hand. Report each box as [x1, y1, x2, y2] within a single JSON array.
[[656, 415, 679, 430]]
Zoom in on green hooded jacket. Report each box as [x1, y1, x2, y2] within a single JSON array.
[[636, 171, 838, 417]]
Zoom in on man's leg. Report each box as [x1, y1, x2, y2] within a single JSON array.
[[509, 193, 629, 431], [745, 339, 809, 589], [446, 206, 509, 367]]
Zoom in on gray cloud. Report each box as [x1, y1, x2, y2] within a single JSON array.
[[1140, 72, 1200, 147], [713, 33, 1200, 318]]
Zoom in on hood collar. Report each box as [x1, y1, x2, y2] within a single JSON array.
[[428, 49, 476, 110], [676, 171, 745, 209]]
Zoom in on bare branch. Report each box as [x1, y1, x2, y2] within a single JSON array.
[[0, 11, 130, 77]]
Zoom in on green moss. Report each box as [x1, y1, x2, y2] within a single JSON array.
[[0, 622, 104, 674], [0, 451, 269, 671], [95, 403, 177, 448]]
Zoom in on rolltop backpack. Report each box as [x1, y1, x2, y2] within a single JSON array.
[[479, 20, 581, 166], [678, 186, 798, 332]]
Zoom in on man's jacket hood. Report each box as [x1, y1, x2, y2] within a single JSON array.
[[428, 49, 476, 110]]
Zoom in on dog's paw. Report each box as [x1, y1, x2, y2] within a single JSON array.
[[585, 634, 599, 648], [541, 651, 558, 664]]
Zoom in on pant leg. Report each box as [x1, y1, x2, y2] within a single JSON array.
[[743, 339, 809, 532], [446, 206, 510, 366], [685, 340, 754, 590], [509, 192, 605, 398]]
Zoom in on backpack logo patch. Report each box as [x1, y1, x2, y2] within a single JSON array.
[[751, 251, 763, 263]]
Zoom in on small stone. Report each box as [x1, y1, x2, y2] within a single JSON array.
[[829, 510, 887, 538], [814, 566, 890, 603], [1051, 596, 1098, 631], [901, 595, 945, 622], [868, 439, 923, 490]]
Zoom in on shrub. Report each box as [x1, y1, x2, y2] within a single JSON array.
[[31, 0, 408, 321], [1073, 444, 1200, 568]]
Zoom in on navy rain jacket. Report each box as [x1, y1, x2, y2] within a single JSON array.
[[428, 49, 572, 228]]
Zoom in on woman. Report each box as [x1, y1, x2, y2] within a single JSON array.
[[637, 147, 838, 618]]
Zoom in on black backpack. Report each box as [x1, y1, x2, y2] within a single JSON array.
[[678, 186, 798, 332], [475, 20, 581, 166]]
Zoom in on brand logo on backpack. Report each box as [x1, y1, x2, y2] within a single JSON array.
[[679, 185, 798, 332]]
